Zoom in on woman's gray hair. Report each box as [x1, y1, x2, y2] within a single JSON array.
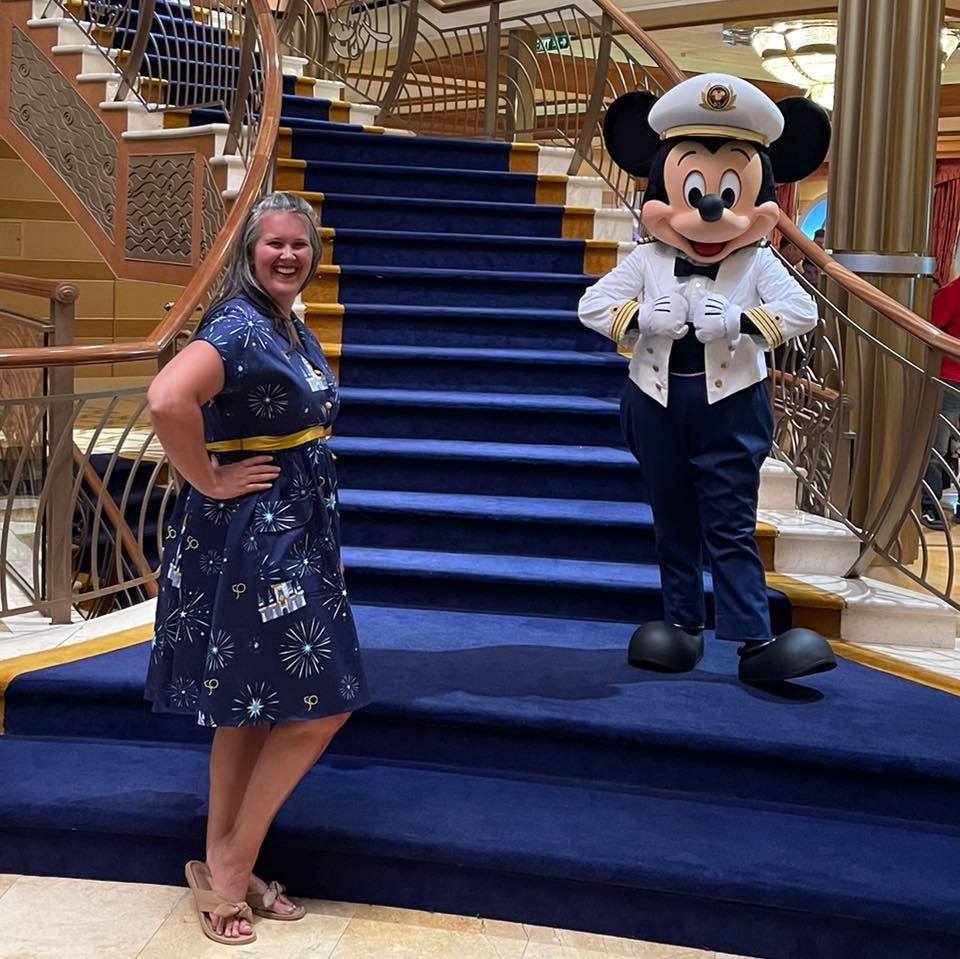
[[206, 192, 321, 328]]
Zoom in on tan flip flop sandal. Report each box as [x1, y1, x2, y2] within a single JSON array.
[[184, 860, 257, 945], [247, 879, 306, 921]]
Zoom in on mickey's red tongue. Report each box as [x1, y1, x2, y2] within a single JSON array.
[[692, 241, 725, 258]]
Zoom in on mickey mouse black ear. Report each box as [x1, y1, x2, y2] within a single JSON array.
[[769, 97, 831, 183], [602, 91, 661, 178]]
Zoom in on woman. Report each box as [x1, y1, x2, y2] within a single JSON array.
[[145, 192, 369, 945]]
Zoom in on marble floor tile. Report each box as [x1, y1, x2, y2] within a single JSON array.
[[137, 892, 350, 959], [353, 903, 485, 934], [329, 916, 527, 959], [597, 936, 714, 958], [0, 876, 183, 959]]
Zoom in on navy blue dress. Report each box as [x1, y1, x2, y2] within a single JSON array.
[[145, 296, 369, 726]]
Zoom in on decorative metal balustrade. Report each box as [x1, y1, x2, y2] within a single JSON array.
[[38, 0, 267, 159], [277, 0, 667, 211]]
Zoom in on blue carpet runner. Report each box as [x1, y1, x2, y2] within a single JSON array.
[[4, 608, 960, 958]]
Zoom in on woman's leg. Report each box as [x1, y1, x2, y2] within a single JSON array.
[[205, 726, 299, 927], [206, 712, 350, 938]]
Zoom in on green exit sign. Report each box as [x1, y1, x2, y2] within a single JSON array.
[[536, 34, 570, 52]]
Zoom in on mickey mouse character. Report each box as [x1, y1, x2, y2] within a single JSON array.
[[579, 73, 836, 685]]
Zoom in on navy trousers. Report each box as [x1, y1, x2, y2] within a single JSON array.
[[620, 376, 774, 643]]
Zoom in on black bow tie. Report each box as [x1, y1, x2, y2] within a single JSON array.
[[674, 257, 720, 281]]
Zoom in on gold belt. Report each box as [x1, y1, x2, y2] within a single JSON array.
[[205, 424, 330, 453]]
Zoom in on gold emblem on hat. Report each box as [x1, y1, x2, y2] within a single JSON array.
[[700, 83, 737, 112]]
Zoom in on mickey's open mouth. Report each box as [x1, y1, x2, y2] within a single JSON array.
[[690, 241, 726, 258]]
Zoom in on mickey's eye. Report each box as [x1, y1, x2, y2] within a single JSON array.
[[719, 170, 741, 208], [683, 171, 706, 208]]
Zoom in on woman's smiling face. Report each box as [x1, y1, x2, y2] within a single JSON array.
[[252, 211, 313, 313]]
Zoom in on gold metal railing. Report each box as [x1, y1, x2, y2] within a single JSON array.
[[277, 0, 670, 209], [0, 275, 77, 621], [41, 0, 266, 160]]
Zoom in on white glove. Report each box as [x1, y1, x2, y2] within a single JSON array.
[[691, 294, 742, 344], [638, 292, 689, 340]]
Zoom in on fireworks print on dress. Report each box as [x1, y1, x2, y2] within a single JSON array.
[[212, 305, 275, 351], [280, 618, 332, 678], [199, 550, 225, 576], [146, 295, 367, 726], [284, 533, 327, 579], [231, 681, 280, 725], [202, 498, 238, 526], [206, 629, 236, 672], [289, 471, 314, 501], [257, 553, 285, 585], [319, 573, 350, 620], [253, 499, 299, 533], [150, 623, 168, 663], [248, 383, 288, 420], [164, 590, 212, 645], [167, 676, 199, 710]]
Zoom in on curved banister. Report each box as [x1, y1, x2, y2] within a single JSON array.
[[0, 0, 283, 371], [0, 273, 79, 305]]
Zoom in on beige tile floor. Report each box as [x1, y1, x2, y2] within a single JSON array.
[[0, 875, 761, 959]]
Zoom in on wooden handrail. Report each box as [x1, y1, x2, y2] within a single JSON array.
[[0, 272, 78, 304], [0, 0, 282, 371]]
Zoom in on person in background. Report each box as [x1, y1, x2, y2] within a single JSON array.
[[921, 273, 960, 529]]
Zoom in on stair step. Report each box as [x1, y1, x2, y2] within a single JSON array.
[[339, 545, 789, 627], [330, 435, 641, 500], [313, 192, 580, 238], [334, 387, 623, 445], [317, 264, 594, 311], [287, 124, 516, 172], [2, 736, 956, 958], [284, 159, 543, 204], [326, 227, 591, 273], [317, 302, 610, 351], [339, 489, 654, 562], [335, 343, 624, 396]]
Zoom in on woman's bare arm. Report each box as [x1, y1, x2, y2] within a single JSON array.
[[147, 340, 280, 499]]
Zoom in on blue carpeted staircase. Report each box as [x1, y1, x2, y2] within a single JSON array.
[[5, 54, 960, 959]]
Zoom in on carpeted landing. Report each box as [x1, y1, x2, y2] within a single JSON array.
[[3, 606, 960, 959]]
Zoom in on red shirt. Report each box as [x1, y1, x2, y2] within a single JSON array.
[[932, 277, 960, 382]]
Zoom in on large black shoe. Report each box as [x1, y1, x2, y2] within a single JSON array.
[[628, 621, 704, 672], [738, 628, 837, 685]]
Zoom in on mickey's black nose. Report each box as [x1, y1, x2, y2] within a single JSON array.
[[697, 194, 725, 222]]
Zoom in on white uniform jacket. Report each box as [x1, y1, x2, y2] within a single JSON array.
[[578, 239, 818, 407]]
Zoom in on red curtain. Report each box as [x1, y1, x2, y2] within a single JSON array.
[[773, 182, 798, 249], [932, 161, 960, 285]]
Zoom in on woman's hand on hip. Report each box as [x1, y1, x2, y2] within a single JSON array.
[[198, 455, 281, 500]]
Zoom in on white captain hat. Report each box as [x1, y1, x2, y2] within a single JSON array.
[[647, 73, 785, 148]]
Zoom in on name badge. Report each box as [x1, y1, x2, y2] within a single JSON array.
[[300, 355, 326, 393], [259, 580, 307, 622]]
